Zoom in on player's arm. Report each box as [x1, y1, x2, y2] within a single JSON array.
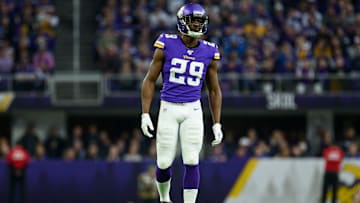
[[141, 48, 164, 113], [205, 59, 222, 123]]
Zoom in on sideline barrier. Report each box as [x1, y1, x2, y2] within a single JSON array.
[[1, 158, 359, 203], [0, 159, 247, 203]]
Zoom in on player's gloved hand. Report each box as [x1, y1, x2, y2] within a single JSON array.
[[211, 123, 223, 146], [141, 113, 154, 138]]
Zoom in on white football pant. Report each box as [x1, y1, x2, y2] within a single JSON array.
[[156, 100, 203, 169]]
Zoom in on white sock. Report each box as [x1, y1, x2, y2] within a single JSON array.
[[184, 189, 198, 203], [156, 179, 171, 202]]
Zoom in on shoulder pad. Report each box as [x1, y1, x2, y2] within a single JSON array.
[[202, 40, 217, 48]]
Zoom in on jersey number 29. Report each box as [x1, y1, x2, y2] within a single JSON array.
[[169, 58, 204, 86]]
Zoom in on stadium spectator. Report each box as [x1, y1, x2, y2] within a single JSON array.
[[351, 46, 360, 72], [73, 139, 86, 160], [44, 126, 65, 159], [221, 130, 237, 158], [34, 143, 46, 160], [95, 0, 360, 93], [117, 59, 137, 90], [96, 26, 119, 71], [32, 37, 55, 74], [123, 138, 142, 162], [245, 128, 259, 151], [13, 49, 40, 91], [131, 127, 149, 155], [0, 0, 58, 92], [339, 126, 358, 151], [276, 142, 291, 157], [66, 125, 86, 160], [0, 136, 10, 158], [268, 129, 286, 156], [101, 43, 120, 74], [98, 130, 111, 159], [63, 147, 76, 161], [207, 144, 227, 162], [253, 140, 270, 158], [291, 144, 306, 157], [115, 137, 126, 158], [67, 125, 84, 148], [345, 142, 360, 158], [242, 56, 260, 92], [107, 144, 120, 162], [36, 0, 59, 33], [317, 129, 333, 156], [16, 122, 40, 157], [84, 124, 100, 148], [144, 140, 156, 161], [86, 142, 99, 160], [0, 42, 13, 74], [230, 137, 251, 161]]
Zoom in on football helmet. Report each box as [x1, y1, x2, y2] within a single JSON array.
[[177, 3, 208, 38]]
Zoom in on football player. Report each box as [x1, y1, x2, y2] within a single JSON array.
[[140, 3, 223, 203]]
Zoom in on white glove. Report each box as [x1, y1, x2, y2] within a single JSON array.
[[141, 113, 154, 138], [211, 123, 223, 146]]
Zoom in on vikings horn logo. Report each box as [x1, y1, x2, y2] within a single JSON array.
[[333, 162, 360, 203]]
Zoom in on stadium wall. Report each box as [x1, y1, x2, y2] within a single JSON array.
[[1, 159, 360, 203]]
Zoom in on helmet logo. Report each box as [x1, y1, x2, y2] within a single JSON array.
[[193, 10, 205, 16]]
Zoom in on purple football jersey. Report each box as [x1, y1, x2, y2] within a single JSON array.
[[153, 33, 220, 103]]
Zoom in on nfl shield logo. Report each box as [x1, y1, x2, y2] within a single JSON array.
[[187, 50, 194, 55]]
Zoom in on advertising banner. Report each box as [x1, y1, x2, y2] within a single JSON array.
[[225, 159, 360, 203]]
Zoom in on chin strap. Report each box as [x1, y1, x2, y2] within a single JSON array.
[[185, 31, 203, 38], [183, 25, 203, 38]]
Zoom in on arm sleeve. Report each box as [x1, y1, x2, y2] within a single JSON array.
[[153, 33, 166, 49]]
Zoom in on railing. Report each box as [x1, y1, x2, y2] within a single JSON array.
[[0, 73, 51, 95], [1, 72, 360, 99], [104, 72, 360, 95]]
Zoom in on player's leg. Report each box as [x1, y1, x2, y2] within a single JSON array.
[[321, 172, 330, 203], [331, 173, 339, 203], [179, 101, 203, 203], [156, 101, 180, 203]]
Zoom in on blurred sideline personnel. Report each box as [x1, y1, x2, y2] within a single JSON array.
[[6, 145, 30, 203], [138, 165, 159, 203], [321, 144, 344, 203], [140, 3, 223, 203]]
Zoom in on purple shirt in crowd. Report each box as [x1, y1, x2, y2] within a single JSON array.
[[0, 55, 13, 73], [33, 51, 55, 72]]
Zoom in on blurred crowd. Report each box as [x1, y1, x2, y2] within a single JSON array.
[[0, 0, 57, 91], [207, 126, 359, 163], [96, 0, 360, 93], [0, 121, 358, 162], [0, 122, 156, 162]]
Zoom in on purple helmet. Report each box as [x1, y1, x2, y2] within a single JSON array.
[[177, 3, 208, 38]]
